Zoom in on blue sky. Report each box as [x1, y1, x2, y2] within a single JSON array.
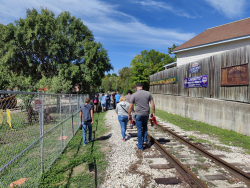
[[0, 0, 249, 74]]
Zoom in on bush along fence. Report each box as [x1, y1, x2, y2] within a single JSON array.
[[0, 91, 88, 187], [149, 45, 250, 103]]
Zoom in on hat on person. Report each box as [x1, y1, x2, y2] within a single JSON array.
[[136, 82, 142, 87]]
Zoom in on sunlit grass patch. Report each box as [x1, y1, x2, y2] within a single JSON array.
[[40, 112, 110, 188]]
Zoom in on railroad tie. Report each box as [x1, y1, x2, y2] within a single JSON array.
[[154, 177, 182, 185]]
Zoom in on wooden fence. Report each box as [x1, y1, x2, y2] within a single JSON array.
[[149, 45, 250, 103]]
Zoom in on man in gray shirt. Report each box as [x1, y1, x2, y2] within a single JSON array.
[[128, 82, 155, 150], [125, 90, 132, 103]]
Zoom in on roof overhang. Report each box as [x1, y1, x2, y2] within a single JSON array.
[[164, 62, 176, 68], [172, 34, 250, 54]]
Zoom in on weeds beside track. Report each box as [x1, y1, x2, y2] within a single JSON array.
[[40, 112, 110, 188]]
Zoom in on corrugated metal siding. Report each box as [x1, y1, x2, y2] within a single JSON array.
[[150, 45, 250, 103]]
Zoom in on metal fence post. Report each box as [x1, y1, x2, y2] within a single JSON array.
[[41, 92, 44, 174], [60, 96, 63, 149], [69, 95, 74, 136], [77, 94, 80, 130], [0, 91, 88, 187], [38, 93, 41, 172]]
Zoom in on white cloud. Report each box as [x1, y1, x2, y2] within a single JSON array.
[[204, 0, 245, 18], [0, 0, 195, 48], [134, 0, 195, 18]]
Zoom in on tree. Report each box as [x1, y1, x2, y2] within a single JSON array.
[[168, 44, 179, 61], [36, 74, 72, 94], [111, 73, 117, 77], [117, 67, 136, 94], [102, 76, 117, 92], [0, 8, 112, 92], [130, 49, 174, 90]]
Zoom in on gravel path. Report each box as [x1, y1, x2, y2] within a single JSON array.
[[100, 110, 189, 188], [100, 110, 250, 187]]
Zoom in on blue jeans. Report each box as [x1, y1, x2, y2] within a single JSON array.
[[82, 121, 92, 145], [106, 101, 111, 109], [135, 115, 149, 150], [118, 115, 128, 139]]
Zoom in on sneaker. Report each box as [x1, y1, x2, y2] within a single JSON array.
[[83, 144, 86, 146], [89, 139, 94, 142], [122, 139, 125, 141]]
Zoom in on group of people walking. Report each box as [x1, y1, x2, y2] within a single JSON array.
[[80, 82, 155, 150], [92, 92, 122, 113]]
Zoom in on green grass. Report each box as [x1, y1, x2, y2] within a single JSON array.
[[39, 112, 109, 188], [180, 159, 187, 162], [195, 157, 206, 163], [154, 108, 250, 153], [0, 111, 80, 188], [148, 160, 153, 164]]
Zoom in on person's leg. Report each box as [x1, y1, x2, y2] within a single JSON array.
[[87, 122, 92, 141], [101, 104, 104, 112], [118, 115, 126, 139], [135, 115, 143, 150], [142, 116, 149, 142], [82, 122, 87, 145], [124, 116, 128, 136]]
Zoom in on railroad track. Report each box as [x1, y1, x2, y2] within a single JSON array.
[[127, 120, 250, 187]]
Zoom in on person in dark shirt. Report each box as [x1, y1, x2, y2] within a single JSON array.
[[112, 92, 116, 109], [106, 93, 111, 110], [93, 94, 99, 113], [80, 98, 94, 146]]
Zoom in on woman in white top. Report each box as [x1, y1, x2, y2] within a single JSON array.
[[115, 96, 130, 141]]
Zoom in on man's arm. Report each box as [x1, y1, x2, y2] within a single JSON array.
[[90, 109, 94, 124], [115, 105, 118, 114], [128, 103, 134, 120], [150, 100, 155, 116], [80, 111, 83, 123]]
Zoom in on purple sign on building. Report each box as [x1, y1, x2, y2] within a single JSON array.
[[184, 75, 208, 88]]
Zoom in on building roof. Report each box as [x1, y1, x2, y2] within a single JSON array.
[[163, 61, 176, 67], [172, 17, 250, 53]]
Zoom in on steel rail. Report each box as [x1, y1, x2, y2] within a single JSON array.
[[156, 123, 250, 186], [147, 133, 208, 188]]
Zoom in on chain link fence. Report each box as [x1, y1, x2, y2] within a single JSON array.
[[0, 91, 88, 187]]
